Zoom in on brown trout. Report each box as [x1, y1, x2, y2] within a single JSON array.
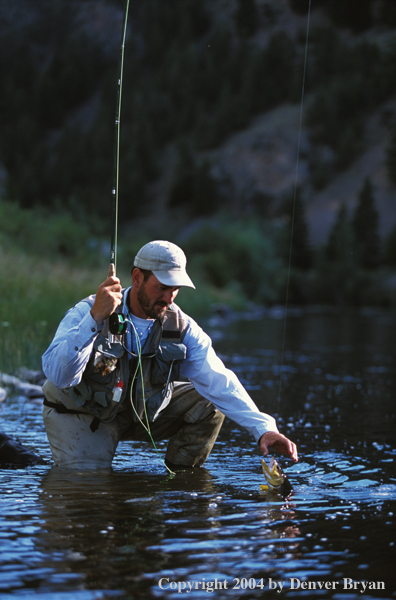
[[260, 457, 293, 496]]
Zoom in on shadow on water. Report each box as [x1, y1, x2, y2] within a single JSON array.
[[0, 310, 395, 599]]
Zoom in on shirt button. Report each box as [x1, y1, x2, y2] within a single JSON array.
[[91, 327, 96, 332], [75, 346, 78, 351]]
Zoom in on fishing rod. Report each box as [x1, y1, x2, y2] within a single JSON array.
[[108, 0, 130, 337], [105, 1, 174, 474], [109, 0, 130, 279]]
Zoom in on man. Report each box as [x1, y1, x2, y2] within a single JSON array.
[[42, 240, 298, 470]]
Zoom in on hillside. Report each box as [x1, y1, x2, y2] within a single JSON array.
[[1, 0, 396, 248]]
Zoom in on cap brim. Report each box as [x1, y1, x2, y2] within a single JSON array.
[[153, 270, 195, 289]]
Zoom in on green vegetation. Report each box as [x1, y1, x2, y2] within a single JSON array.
[[1, 185, 396, 374], [0, 250, 104, 375]]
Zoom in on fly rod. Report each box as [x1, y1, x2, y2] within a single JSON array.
[[109, 0, 130, 278]]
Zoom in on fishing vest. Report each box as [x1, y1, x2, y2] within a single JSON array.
[[43, 294, 189, 426]]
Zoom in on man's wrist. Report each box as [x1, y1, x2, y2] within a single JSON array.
[[89, 309, 104, 330], [258, 431, 274, 446]]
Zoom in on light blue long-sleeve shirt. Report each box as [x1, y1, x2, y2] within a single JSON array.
[[42, 288, 278, 442]]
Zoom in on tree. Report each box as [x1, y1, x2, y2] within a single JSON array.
[[324, 0, 374, 32], [235, 0, 259, 38], [384, 222, 396, 267], [379, 0, 396, 28], [386, 124, 396, 185], [315, 203, 357, 304], [326, 203, 354, 263], [352, 177, 381, 269], [288, 189, 313, 271], [167, 140, 220, 217]]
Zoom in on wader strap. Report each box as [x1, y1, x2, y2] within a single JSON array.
[[43, 398, 100, 433]]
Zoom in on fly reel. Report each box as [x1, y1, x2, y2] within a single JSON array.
[[109, 313, 127, 335]]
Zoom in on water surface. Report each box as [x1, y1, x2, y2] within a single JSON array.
[[0, 309, 395, 599]]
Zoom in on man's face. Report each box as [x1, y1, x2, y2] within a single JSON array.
[[137, 274, 180, 319]]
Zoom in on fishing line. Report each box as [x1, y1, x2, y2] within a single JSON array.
[[109, 0, 130, 277], [123, 306, 175, 475], [277, 0, 312, 414]]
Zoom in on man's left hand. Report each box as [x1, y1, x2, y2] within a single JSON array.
[[259, 431, 298, 463]]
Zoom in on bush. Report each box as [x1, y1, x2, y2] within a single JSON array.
[[182, 219, 287, 305], [0, 199, 101, 265]]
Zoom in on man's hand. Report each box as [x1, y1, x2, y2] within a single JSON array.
[[90, 276, 122, 324], [259, 431, 298, 463]]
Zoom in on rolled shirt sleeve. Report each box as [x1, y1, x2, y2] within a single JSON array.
[[180, 316, 279, 442]]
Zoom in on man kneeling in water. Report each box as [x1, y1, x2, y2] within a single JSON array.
[[42, 240, 298, 470]]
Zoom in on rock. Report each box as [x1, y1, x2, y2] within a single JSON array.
[[16, 382, 44, 400], [16, 368, 46, 387], [0, 432, 46, 466], [0, 371, 44, 401], [0, 372, 22, 387], [211, 304, 233, 319]]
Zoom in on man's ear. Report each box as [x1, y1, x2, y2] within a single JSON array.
[[131, 267, 143, 288]]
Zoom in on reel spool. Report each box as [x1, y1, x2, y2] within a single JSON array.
[[109, 312, 127, 335]]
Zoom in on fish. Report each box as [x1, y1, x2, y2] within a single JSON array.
[[260, 457, 293, 496]]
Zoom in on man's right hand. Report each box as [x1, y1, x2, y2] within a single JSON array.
[[259, 431, 298, 463], [90, 276, 122, 324]]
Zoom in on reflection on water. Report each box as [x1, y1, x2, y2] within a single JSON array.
[[0, 310, 395, 599]]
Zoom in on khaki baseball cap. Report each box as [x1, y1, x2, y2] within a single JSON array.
[[134, 240, 195, 289]]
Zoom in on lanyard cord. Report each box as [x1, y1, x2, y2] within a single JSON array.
[[109, 0, 130, 277], [277, 0, 312, 414]]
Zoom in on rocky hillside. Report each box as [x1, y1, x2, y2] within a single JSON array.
[[1, 0, 396, 247]]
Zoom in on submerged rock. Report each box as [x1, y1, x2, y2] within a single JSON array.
[[0, 432, 46, 466]]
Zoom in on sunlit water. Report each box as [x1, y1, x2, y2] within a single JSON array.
[[0, 309, 395, 599]]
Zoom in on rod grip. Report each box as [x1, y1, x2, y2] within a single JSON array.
[[108, 263, 115, 278]]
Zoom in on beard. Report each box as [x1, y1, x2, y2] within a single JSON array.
[[137, 282, 168, 319]]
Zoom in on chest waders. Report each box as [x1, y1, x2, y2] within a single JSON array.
[[43, 297, 189, 432]]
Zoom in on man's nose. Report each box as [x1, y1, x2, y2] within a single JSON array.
[[162, 288, 177, 304], [162, 289, 173, 304]]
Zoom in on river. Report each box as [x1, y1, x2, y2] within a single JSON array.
[[0, 308, 395, 599]]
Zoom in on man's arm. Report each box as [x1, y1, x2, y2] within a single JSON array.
[[42, 276, 122, 388], [180, 315, 298, 462]]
